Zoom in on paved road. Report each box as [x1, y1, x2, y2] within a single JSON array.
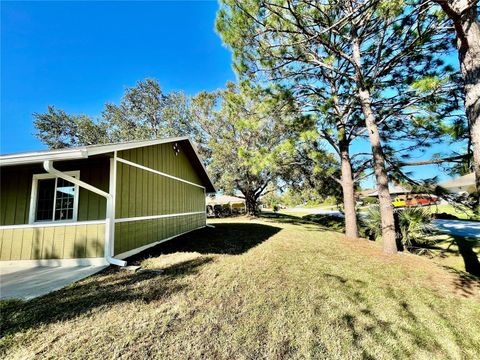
[[286, 207, 345, 217], [286, 208, 480, 239], [432, 219, 480, 239]]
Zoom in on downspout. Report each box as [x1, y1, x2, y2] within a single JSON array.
[[43, 160, 126, 266]]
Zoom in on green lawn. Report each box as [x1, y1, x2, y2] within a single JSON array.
[[1, 217, 480, 359], [425, 204, 479, 220]]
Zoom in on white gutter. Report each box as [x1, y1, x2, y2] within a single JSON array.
[[43, 160, 126, 266], [1, 149, 88, 166]]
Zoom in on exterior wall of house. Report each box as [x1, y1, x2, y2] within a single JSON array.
[[0, 222, 105, 261], [114, 142, 206, 256], [0, 157, 110, 225], [0, 141, 208, 262], [0, 157, 109, 261]]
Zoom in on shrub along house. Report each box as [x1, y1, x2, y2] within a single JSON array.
[[0, 137, 215, 266]]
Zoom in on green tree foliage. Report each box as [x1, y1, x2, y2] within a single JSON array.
[[432, 0, 480, 207], [103, 79, 198, 142], [33, 79, 199, 149], [204, 82, 308, 214], [216, 0, 466, 252], [33, 106, 108, 149]]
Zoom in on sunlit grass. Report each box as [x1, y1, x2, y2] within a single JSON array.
[[425, 204, 479, 220], [1, 217, 479, 359]]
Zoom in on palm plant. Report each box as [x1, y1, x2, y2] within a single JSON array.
[[361, 206, 434, 251], [361, 205, 383, 242], [397, 207, 435, 250]]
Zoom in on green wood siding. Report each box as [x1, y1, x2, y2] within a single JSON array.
[[0, 141, 209, 260], [0, 222, 105, 261], [114, 214, 205, 255], [114, 143, 206, 255], [0, 158, 109, 226], [118, 142, 203, 187]]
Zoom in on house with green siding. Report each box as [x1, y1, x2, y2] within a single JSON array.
[[0, 137, 215, 266]]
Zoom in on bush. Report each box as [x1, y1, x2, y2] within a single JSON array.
[[360, 205, 383, 241], [272, 204, 280, 213]]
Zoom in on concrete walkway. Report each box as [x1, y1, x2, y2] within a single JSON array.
[[0, 264, 107, 300]]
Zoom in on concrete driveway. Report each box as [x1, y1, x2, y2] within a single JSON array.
[[0, 264, 107, 300]]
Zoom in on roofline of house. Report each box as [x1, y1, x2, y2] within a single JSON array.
[[0, 136, 190, 165], [0, 136, 216, 192], [438, 172, 475, 188]]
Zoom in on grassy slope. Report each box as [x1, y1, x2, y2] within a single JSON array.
[[1, 217, 480, 359]]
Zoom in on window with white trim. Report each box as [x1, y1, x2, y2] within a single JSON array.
[[29, 172, 80, 223]]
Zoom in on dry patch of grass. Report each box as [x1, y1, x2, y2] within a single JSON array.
[[1, 217, 479, 359]]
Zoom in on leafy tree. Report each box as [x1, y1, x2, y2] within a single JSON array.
[[217, 1, 368, 238], [33, 106, 108, 149], [216, 0, 462, 253], [102, 78, 198, 142], [205, 82, 306, 214], [281, 136, 344, 207], [34, 79, 201, 150]]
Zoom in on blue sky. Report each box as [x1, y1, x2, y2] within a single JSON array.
[[1, 1, 464, 186], [1, 0, 235, 153]]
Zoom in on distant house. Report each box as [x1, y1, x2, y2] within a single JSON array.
[[206, 194, 246, 216], [355, 188, 376, 199], [439, 173, 476, 195], [0, 137, 215, 266], [367, 184, 411, 197]]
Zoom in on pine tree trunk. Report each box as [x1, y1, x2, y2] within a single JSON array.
[[358, 89, 398, 254], [340, 146, 359, 238], [458, 6, 480, 207], [351, 34, 397, 254], [436, 0, 480, 207]]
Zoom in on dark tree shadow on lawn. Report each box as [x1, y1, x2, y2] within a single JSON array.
[[127, 222, 282, 264], [321, 272, 477, 359], [452, 237, 480, 277], [259, 211, 345, 232], [441, 266, 480, 298]]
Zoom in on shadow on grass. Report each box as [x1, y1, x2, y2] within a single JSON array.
[[259, 211, 345, 232], [322, 272, 476, 359], [126, 222, 282, 264], [422, 236, 480, 277], [0, 223, 282, 342], [441, 266, 480, 298]]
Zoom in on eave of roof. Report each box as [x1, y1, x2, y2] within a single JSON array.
[[0, 136, 215, 192], [438, 173, 475, 188]]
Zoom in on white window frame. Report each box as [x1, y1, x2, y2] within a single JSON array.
[[28, 171, 80, 224]]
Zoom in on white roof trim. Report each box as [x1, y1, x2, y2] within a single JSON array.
[[0, 136, 215, 192], [0, 149, 88, 166], [0, 136, 192, 166], [438, 173, 475, 188]]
